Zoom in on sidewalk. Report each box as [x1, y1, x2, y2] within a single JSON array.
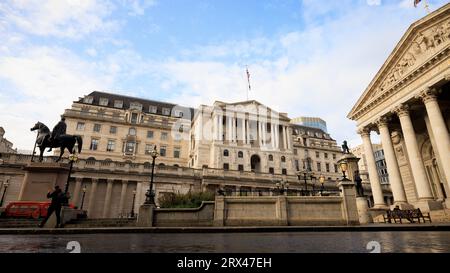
[[1, 223, 450, 235]]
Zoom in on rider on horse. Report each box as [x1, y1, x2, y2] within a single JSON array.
[[47, 116, 67, 152]]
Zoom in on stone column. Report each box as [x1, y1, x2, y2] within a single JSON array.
[[258, 121, 262, 146], [418, 88, 450, 192], [287, 127, 292, 150], [102, 179, 114, 218], [376, 117, 407, 205], [118, 180, 129, 216], [87, 178, 98, 218], [262, 122, 267, 146], [214, 115, 219, 141], [71, 177, 83, 207], [227, 116, 232, 142], [218, 114, 223, 141], [241, 118, 246, 144], [282, 126, 287, 150], [275, 125, 279, 149], [358, 128, 386, 208], [271, 123, 276, 149], [394, 104, 434, 201], [246, 119, 250, 144], [235, 186, 241, 196]]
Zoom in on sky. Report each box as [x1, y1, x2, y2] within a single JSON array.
[[0, 0, 449, 151]]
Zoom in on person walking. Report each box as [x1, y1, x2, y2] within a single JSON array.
[[38, 186, 65, 228]]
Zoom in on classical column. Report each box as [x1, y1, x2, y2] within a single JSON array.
[[282, 126, 287, 150], [394, 104, 434, 200], [72, 177, 83, 207], [275, 125, 279, 149], [235, 186, 241, 196], [376, 117, 407, 204], [241, 118, 246, 144], [287, 127, 292, 150], [271, 123, 276, 149], [118, 180, 129, 216], [246, 119, 250, 144], [358, 128, 386, 208], [102, 179, 114, 218], [227, 116, 232, 142], [214, 115, 219, 141], [418, 88, 450, 191], [262, 122, 267, 146], [87, 178, 98, 217], [258, 121, 262, 146], [219, 115, 223, 141]]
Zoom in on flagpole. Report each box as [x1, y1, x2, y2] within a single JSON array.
[[424, 0, 430, 13], [246, 65, 251, 101]]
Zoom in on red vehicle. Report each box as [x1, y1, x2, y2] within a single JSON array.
[[3, 201, 75, 219]]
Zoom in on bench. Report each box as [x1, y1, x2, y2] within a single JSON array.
[[383, 208, 431, 224]]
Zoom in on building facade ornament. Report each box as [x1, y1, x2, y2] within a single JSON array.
[[416, 87, 439, 103], [392, 104, 410, 117]]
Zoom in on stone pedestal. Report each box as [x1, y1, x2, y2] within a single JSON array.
[[137, 204, 155, 227], [43, 206, 79, 228], [416, 199, 443, 212], [18, 162, 69, 201], [338, 180, 359, 225], [356, 197, 373, 224]]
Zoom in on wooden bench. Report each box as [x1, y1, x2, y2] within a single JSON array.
[[383, 208, 431, 224]]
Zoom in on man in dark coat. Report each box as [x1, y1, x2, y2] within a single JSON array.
[[38, 186, 65, 228], [47, 116, 67, 152]]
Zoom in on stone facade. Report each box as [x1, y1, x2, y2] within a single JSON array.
[[0, 127, 16, 154], [348, 3, 450, 211]]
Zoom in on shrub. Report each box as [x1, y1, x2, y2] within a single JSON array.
[[158, 191, 215, 208]]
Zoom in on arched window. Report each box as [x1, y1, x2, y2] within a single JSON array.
[[269, 167, 274, 174], [281, 156, 286, 163], [158, 163, 165, 166], [86, 157, 96, 161], [223, 149, 229, 157], [268, 154, 273, 161], [238, 151, 243, 158]]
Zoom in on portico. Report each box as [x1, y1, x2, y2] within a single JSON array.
[[348, 4, 450, 211]]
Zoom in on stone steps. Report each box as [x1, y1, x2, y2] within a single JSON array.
[[63, 218, 136, 228], [0, 218, 41, 228], [430, 209, 450, 223]]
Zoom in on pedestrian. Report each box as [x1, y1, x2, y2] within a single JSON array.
[[38, 186, 64, 228]]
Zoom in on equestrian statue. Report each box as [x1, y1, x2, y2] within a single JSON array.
[[30, 116, 83, 162]]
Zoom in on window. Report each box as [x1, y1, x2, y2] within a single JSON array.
[[110, 126, 117, 134], [174, 147, 181, 158], [128, 128, 136, 136], [315, 151, 320, 158], [83, 96, 93, 104], [282, 169, 287, 175], [93, 124, 101, 132], [303, 138, 307, 146], [114, 100, 123, 108], [162, 118, 169, 127], [161, 132, 168, 141], [334, 164, 338, 173], [147, 131, 154, 139], [99, 97, 109, 106], [76, 122, 85, 131], [293, 149, 298, 155], [125, 142, 135, 154], [131, 113, 138, 124], [162, 107, 170, 116], [295, 160, 300, 171], [130, 102, 142, 111], [89, 139, 99, 150], [160, 146, 166, 157], [281, 156, 286, 163], [223, 163, 229, 170], [145, 144, 154, 155], [317, 162, 321, 172], [269, 167, 274, 174], [324, 153, 328, 159], [238, 151, 243, 158], [268, 154, 273, 161], [174, 110, 183, 117], [223, 149, 229, 157], [332, 154, 336, 160], [149, 105, 157, 113], [106, 140, 115, 152], [238, 165, 244, 172], [326, 163, 330, 173]]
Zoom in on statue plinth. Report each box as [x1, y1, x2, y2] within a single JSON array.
[[18, 162, 70, 201]]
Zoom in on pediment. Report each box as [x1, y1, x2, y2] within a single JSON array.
[[214, 100, 290, 121], [348, 3, 450, 120]]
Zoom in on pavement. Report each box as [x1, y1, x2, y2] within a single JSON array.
[[1, 223, 450, 235]]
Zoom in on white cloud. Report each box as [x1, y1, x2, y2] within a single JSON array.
[[367, 0, 382, 6], [0, 0, 119, 39], [122, 0, 157, 16]]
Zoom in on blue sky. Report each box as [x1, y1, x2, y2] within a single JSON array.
[[0, 0, 449, 151]]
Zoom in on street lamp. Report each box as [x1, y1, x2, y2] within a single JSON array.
[[339, 161, 349, 180], [319, 174, 325, 195], [145, 145, 159, 205], [63, 153, 78, 206], [0, 179, 10, 207], [130, 189, 137, 218], [275, 180, 289, 195], [80, 186, 87, 210]]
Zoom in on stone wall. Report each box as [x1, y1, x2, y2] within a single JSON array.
[[153, 202, 215, 227]]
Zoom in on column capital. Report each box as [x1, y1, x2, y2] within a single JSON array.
[[444, 73, 450, 81], [106, 179, 114, 184], [121, 180, 129, 184], [375, 116, 390, 129], [357, 127, 371, 137], [416, 87, 439, 104], [74, 177, 84, 182], [392, 103, 410, 117]]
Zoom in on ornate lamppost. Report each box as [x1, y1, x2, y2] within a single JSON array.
[[63, 153, 78, 205], [130, 189, 137, 218], [0, 179, 9, 207], [145, 145, 159, 205], [339, 160, 350, 181], [80, 186, 87, 210]]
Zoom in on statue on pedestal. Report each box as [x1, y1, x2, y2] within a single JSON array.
[[341, 140, 350, 154], [30, 116, 83, 162]]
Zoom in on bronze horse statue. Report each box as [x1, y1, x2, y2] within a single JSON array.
[[30, 122, 83, 162]]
